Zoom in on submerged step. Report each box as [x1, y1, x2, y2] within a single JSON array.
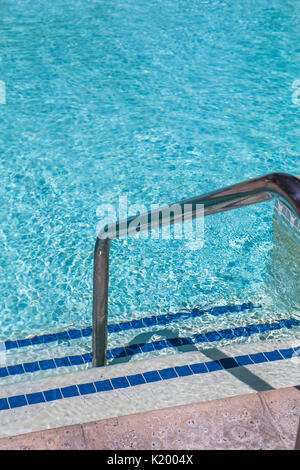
[[0, 315, 299, 381], [2, 302, 258, 352]]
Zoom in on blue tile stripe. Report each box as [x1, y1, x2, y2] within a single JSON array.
[[1, 317, 299, 379], [0, 345, 298, 411], [3, 302, 259, 351]]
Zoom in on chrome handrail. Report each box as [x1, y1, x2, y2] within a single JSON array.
[[92, 172, 300, 366]]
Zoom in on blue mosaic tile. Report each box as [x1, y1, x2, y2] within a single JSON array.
[[54, 357, 71, 367], [285, 319, 300, 329], [0, 367, 9, 378], [152, 340, 168, 351], [166, 337, 184, 347], [224, 306, 236, 313], [139, 342, 155, 353], [156, 314, 168, 324], [278, 348, 295, 359], [26, 392, 45, 405], [39, 359, 56, 370], [117, 321, 132, 331], [175, 365, 193, 376], [239, 302, 254, 311], [43, 334, 58, 344], [142, 317, 156, 327], [69, 355, 85, 366], [109, 347, 127, 358], [218, 357, 239, 369], [56, 331, 71, 341], [215, 306, 227, 314], [156, 314, 173, 325], [7, 364, 25, 375], [193, 333, 209, 343], [191, 307, 201, 316], [263, 350, 284, 362], [249, 352, 268, 364], [94, 379, 113, 392], [81, 327, 92, 337], [44, 389, 63, 402], [82, 353, 93, 363], [158, 367, 178, 380], [268, 322, 281, 331], [282, 320, 294, 330], [106, 350, 113, 361], [68, 329, 82, 339], [107, 323, 122, 333], [24, 362, 40, 373], [4, 340, 18, 350], [111, 377, 130, 389], [0, 398, 9, 410], [190, 363, 208, 374], [61, 386, 79, 398], [78, 383, 96, 395], [245, 325, 260, 335], [143, 370, 161, 383], [205, 331, 223, 342], [180, 337, 194, 345], [206, 360, 223, 372], [129, 319, 144, 329], [256, 323, 270, 333], [17, 338, 32, 348], [30, 336, 45, 345], [126, 374, 146, 386], [124, 344, 142, 356], [209, 307, 224, 316], [235, 355, 254, 366], [233, 327, 248, 337], [278, 320, 290, 329], [8, 395, 27, 408], [220, 329, 236, 340]]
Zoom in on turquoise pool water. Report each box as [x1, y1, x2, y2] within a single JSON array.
[[0, 0, 299, 342]]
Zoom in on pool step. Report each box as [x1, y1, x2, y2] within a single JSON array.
[[0, 302, 300, 385], [0, 335, 300, 440], [2, 302, 258, 352]]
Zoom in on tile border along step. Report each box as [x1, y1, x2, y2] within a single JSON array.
[[2, 302, 259, 351], [1, 316, 300, 380], [0, 337, 300, 439], [0, 385, 299, 449]]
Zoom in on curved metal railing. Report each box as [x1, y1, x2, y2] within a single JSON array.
[[92, 172, 300, 366]]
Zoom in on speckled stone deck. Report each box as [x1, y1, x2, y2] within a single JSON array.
[[0, 385, 299, 450]]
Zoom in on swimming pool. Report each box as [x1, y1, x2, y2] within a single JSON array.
[[0, 0, 299, 375]]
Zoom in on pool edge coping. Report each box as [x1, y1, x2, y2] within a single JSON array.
[[0, 385, 299, 450]]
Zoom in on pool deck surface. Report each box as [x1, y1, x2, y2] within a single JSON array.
[[0, 385, 299, 450]]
